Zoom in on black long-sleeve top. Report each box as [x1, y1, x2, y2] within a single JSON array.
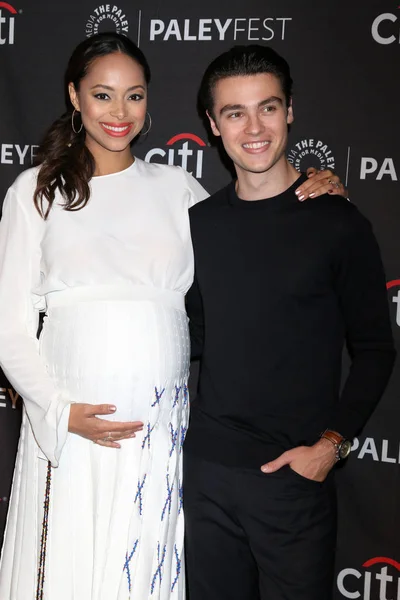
[[184, 175, 396, 468]]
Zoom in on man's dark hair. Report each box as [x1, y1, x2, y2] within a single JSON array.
[[199, 44, 293, 120]]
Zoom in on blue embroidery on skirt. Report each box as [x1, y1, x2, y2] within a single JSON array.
[[172, 385, 182, 408], [134, 474, 147, 516], [169, 423, 179, 457], [123, 539, 139, 593], [151, 543, 167, 594], [179, 425, 187, 453], [142, 422, 156, 450], [161, 474, 174, 521], [183, 384, 188, 407], [171, 545, 182, 592], [151, 386, 165, 407], [178, 480, 183, 515]]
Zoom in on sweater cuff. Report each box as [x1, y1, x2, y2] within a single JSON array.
[[34, 393, 74, 467]]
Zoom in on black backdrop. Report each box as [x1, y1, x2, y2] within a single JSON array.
[[0, 1, 399, 597]]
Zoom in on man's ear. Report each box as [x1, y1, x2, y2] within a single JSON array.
[[68, 82, 80, 112], [206, 110, 221, 137], [287, 99, 294, 125]]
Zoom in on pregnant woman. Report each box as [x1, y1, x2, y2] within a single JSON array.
[[0, 33, 207, 600]]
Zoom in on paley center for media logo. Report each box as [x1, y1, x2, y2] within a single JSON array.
[[148, 16, 292, 42], [0, 1, 20, 45], [372, 4, 399, 44], [144, 133, 207, 179], [86, 4, 129, 37], [337, 557, 400, 599], [287, 138, 335, 172]]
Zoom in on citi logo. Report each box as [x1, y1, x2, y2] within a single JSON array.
[[144, 133, 207, 179], [0, 2, 18, 45], [337, 557, 400, 598], [372, 11, 399, 44]]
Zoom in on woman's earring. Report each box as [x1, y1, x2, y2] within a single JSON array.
[[71, 108, 83, 134], [140, 112, 152, 136]]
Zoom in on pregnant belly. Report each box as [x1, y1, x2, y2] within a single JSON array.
[[39, 301, 190, 421]]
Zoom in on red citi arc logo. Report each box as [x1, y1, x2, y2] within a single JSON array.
[[145, 133, 207, 178], [363, 557, 400, 570], [0, 1, 16, 11], [387, 279, 400, 328], [0, 2, 17, 45], [337, 557, 400, 599]]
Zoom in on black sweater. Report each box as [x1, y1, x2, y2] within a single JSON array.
[[184, 175, 396, 468]]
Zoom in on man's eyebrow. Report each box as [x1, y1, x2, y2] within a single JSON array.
[[219, 96, 283, 115], [258, 96, 283, 107], [89, 84, 146, 91], [220, 103, 245, 116]]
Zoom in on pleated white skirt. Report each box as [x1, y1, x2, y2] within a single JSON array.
[[0, 298, 190, 600]]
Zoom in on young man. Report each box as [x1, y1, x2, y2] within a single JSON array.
[[184, 45, 396, 600]]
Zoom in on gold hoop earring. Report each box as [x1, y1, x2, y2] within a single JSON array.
[[140, 112, 152, 136], [71, 109, 83, 134]]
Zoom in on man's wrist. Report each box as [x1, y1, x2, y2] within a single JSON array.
[[314, 437, 338, 460]]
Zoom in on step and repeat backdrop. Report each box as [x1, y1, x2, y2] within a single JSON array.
[[0, 0, 399, 597]]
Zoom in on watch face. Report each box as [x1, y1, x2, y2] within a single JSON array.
[[339, 440, 352, 459]]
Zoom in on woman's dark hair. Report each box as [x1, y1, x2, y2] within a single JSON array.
[[199, 44, 293, 120], [34, 32, 151, 219]]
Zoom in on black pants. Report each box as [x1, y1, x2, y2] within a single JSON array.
[[184, 453, 337, 600]]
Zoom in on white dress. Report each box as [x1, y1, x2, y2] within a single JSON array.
[[0, 159, 208, 600]]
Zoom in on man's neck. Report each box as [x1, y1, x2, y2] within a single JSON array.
[[235, 160, 300, 201]]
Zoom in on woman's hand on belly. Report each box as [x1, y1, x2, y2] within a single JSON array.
[[68, 403, 144, 448]]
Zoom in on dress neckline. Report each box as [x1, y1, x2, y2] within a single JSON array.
[[91, 159, 137, 180]]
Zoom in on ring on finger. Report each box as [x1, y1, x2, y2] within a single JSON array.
[[328, 178, 340, 189], [102, 432, 113, 442]]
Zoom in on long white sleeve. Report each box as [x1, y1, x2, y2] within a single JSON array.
[[0, 185, 72, 467]]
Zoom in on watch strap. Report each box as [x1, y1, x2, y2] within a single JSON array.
[[321, 429, 344, 446], [320, 429, 344, 461]]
